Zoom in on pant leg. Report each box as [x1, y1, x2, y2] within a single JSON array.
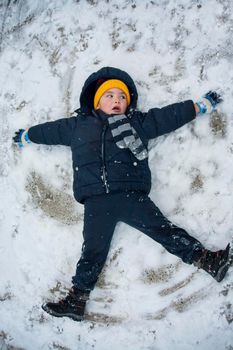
[[72, 195, 118, 291], [119, 192, 204, 264]]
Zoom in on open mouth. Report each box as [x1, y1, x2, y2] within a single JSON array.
[[112, 106, 121, 113]]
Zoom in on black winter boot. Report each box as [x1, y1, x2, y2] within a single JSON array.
[[42, 287, 90, 321], [194, 243, 232, 282]]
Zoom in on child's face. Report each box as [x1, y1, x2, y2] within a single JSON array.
[[96, 88, 128, 115]]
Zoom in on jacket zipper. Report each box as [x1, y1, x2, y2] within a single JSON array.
[[101, 123, 110, 193]]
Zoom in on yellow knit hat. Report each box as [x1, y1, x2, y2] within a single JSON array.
[[94, 79, 131, 110]]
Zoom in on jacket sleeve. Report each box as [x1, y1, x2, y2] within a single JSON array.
[[140, 100, 196, 139], [28, 117, 78, 146]]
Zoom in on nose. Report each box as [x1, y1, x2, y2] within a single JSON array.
[[114, 96, 120, 104]]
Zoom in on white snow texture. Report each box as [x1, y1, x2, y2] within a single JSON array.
[[0, 0, 233, 349]]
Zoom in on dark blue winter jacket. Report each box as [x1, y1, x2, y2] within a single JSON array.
[[28, 67, 196, 203]]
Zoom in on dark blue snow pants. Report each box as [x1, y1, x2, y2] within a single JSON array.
[[72, 192, 204, 291]]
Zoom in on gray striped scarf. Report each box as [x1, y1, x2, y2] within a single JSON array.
[[108, 114, 148, 161]]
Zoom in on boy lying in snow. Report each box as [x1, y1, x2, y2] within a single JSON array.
[[13, 66, 232, 322]]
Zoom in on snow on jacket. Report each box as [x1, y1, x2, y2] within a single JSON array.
[[28, 67, 196, 203]]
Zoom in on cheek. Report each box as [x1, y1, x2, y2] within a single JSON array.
[[103, 98, 111, 104], [98, 99, 108, 109], [97, 99, 112, 112], [122, 101, 128, 110]]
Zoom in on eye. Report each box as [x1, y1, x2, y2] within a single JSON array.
[[120, 95, 126, 100]]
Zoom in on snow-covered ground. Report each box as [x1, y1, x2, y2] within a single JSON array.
[[0, 0, 233, 349]]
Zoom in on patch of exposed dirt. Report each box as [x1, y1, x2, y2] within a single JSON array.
[[144, 287, 207, 320], [190, 172, 204, 192], [0, 291, 13, 302], [50, 344, 71, 350], [26, 172, 83, 225], [219, 283, 233, 324], [142, 262, 181, 284], [220, 303, 233, 324], [96, 247, 123, 289], [84, 312, 125, 325], [0, 331, 25, 350], [209, 110, 227, 137], [159, 272, 196, 296]]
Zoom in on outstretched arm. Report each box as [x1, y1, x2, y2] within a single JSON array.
[[13, 116, 78, 147], [141, 100, 196, 139], [140, 91, 223, 140]]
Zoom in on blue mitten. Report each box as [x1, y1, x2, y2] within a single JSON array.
[[13, 129, 31, 148], [196, 91, 223, 114]]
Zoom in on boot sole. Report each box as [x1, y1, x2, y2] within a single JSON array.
[[215, 247, 233, 282], [41, 303, 84, 322], [215, 262, 231, 282]]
